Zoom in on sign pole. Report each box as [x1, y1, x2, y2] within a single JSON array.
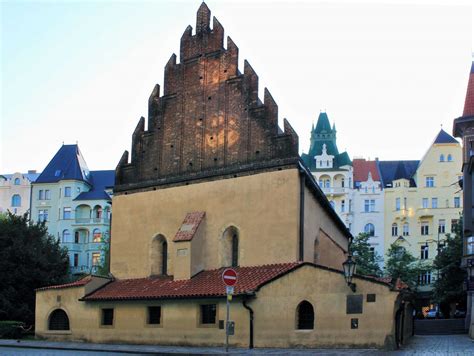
[[225, 292, 230, 352]]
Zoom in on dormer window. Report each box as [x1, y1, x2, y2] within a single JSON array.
[[55, 170, 61, 177]]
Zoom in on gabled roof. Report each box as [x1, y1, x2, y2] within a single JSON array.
[[35, 145, 91, 184], [0, 172, 40, 183], [74, 170, 115, 201], [463, 61, 474, 117], [82, 263, 301, 301], [433, 129, 458, 144], [353, 159, 380, 183], [173, 212, 206, 242], [377, 160, 419, 188]]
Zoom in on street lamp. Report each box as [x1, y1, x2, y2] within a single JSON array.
[[343, 254, 357, 292]]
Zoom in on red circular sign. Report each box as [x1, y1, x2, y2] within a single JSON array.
[[222, 268, 238, 286]]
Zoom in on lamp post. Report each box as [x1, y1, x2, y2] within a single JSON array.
[[343, 254, 357, 292]]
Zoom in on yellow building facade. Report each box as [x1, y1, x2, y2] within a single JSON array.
[[383, 130, 462, 298], [36, 3, 410, 350]]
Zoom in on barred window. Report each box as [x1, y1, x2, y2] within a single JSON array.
[[147, 306, 161, 325], [101, 308, 114, 326], [296, 301, 314, 330], [48, 309, 70, 330], [200, 304, 216, 324]]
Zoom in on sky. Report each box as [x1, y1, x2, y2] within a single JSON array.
[[1, 0, 473, 173]]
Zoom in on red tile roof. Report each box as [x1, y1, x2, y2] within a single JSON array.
[[36, 275, 92, 291], [173, 211, 206, 242], [373, 276, 409, 290], [353, 159, 380, 183], [82, 263, 300, 301], [463, 62, 474, 117]]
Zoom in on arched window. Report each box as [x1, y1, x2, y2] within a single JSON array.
[[62, 229, 71, 243], [439, 154, 445, 162], [14, 178, 20, 185], [93, 229, 102, 242], [364, 223, 375, 237], [11, 194, 21, 207], [221, 226, 239, 267], [296, 301, 314, 330], [150, 235, 168, 275], [391, 223, 398, 237], [94, 206, 102, 219], [48, 309, 70, 330], [447, 154, 453, 162]]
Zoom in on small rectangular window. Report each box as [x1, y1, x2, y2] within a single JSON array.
[[425, 177, 434, 188], [366, 294, 376, 303], [39, 190, 44, 200], [200, 304, 217, 324], [422, 198, 428, 208], [63, 207, 72, 220], [421, 222, 429, 236], [64, 187, 71, 197], [420, 245, 429, 260], [147, 306, 161, 325], [92, 252, 101, 266], [101, 308, 114, 326], [438, 219, 446, 234], [431, 198, 438, 209], [45, 190, 51, 200], [454, 197, 461, 208], [395, 198, 400, 211], [73, 253, 79, 267]]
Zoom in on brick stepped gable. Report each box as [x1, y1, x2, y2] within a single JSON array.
[[115, 3, 299, 193]]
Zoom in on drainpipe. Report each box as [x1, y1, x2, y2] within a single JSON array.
[[299, 171, 305, 261], [242, 297, 254, 349]]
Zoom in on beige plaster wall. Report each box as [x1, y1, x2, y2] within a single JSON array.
[[303, 185, 348, 268], [251, 265, 399, 348], [111, 169, 301, 279], [36, 265, 399, 349]]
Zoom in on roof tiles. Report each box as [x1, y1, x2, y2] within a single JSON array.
[[463, 62, 474, 117], [173, 212, 206, 242], [353, 159, 380, 183], [82, 263, 300, 301]]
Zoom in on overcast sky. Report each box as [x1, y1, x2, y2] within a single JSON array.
[[1, 0, 473, 173]]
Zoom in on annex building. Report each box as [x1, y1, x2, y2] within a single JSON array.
[[36, 4, 411, 349]]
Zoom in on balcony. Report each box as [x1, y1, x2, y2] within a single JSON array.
[[321, 187, 350, 196], [74, 217, 110, 225]]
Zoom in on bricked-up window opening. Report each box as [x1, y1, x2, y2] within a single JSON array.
[[48, 309, 70, 330], [147, 306, 161, 325], [296, 301, 314, 330], [231, 234, 238, 267], [150, 234, 168, 275], [101, 308, 114, 326], [200, 304, 216, 324]]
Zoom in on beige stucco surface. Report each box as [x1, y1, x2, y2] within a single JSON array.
[[36, 265, 399, 348], [111, 168, 347, 279]]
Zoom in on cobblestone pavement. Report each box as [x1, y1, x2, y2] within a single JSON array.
[[0, 335, 472, 355]]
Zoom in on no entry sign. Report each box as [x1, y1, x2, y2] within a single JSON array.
[[222, 268, 237, 287]]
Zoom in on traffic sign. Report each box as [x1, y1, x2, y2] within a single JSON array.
[[222, 268, 237, 286], [226, 286, 234, 295]]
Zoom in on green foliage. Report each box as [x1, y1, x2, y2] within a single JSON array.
[[0, 212, 69, 324], [432, 226, 466, 305], [384, 243, 431, 290], [0, 321, 24, 339], [349, 233, 383, 277], [96, 234, 110, 277]]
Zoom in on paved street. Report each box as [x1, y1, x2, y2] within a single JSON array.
[[0, 335, 472, 355]]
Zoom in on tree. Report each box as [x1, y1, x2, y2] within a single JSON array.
[[0, 212, 69, 324], [432, 225, 466, 311], [349, 233, 383, 277], [384, 243, 431, 290], [96, 234, 110, 276]]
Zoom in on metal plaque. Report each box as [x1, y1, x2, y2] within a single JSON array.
[[366, 294, 376, 303], [346, 295, 363, 314]]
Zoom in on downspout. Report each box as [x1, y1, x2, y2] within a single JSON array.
[[299, 171, 305, 261], [242, 297, 254, 349]]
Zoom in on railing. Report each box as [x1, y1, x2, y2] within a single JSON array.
[[74, 217, 110, 224], [321, 187, 349, 195]]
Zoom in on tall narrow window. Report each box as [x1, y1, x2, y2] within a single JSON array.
[[296, 301, 314, 330], [341, 200, 345, 212], [438, 220, 446, 234], [101, 308, 114, 326], [150, 235, 168, 275], [63, 207, 72, 219], [45, 190, 51, 200], [221, 226, 239, 268], [395, 198, 400, 211], [93, 229, 102, 242], [431, 198, 438, 209], [62, 229, 71, 243], [64, 187, 71, 197], [39, 190, 44, 200], [403, 223, 409, 236], [162, 240, 168, 275], [11, 194, 21, 207], [454, 197, 461, 208], [92, 252, 101, 266], [421, 221, 429, 236], [422, 198, 428, 208], [420, 245, 429, 260], [231, 234, 238, 267], [364, 223, 375, 237], [391, 223, 398, 237]]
